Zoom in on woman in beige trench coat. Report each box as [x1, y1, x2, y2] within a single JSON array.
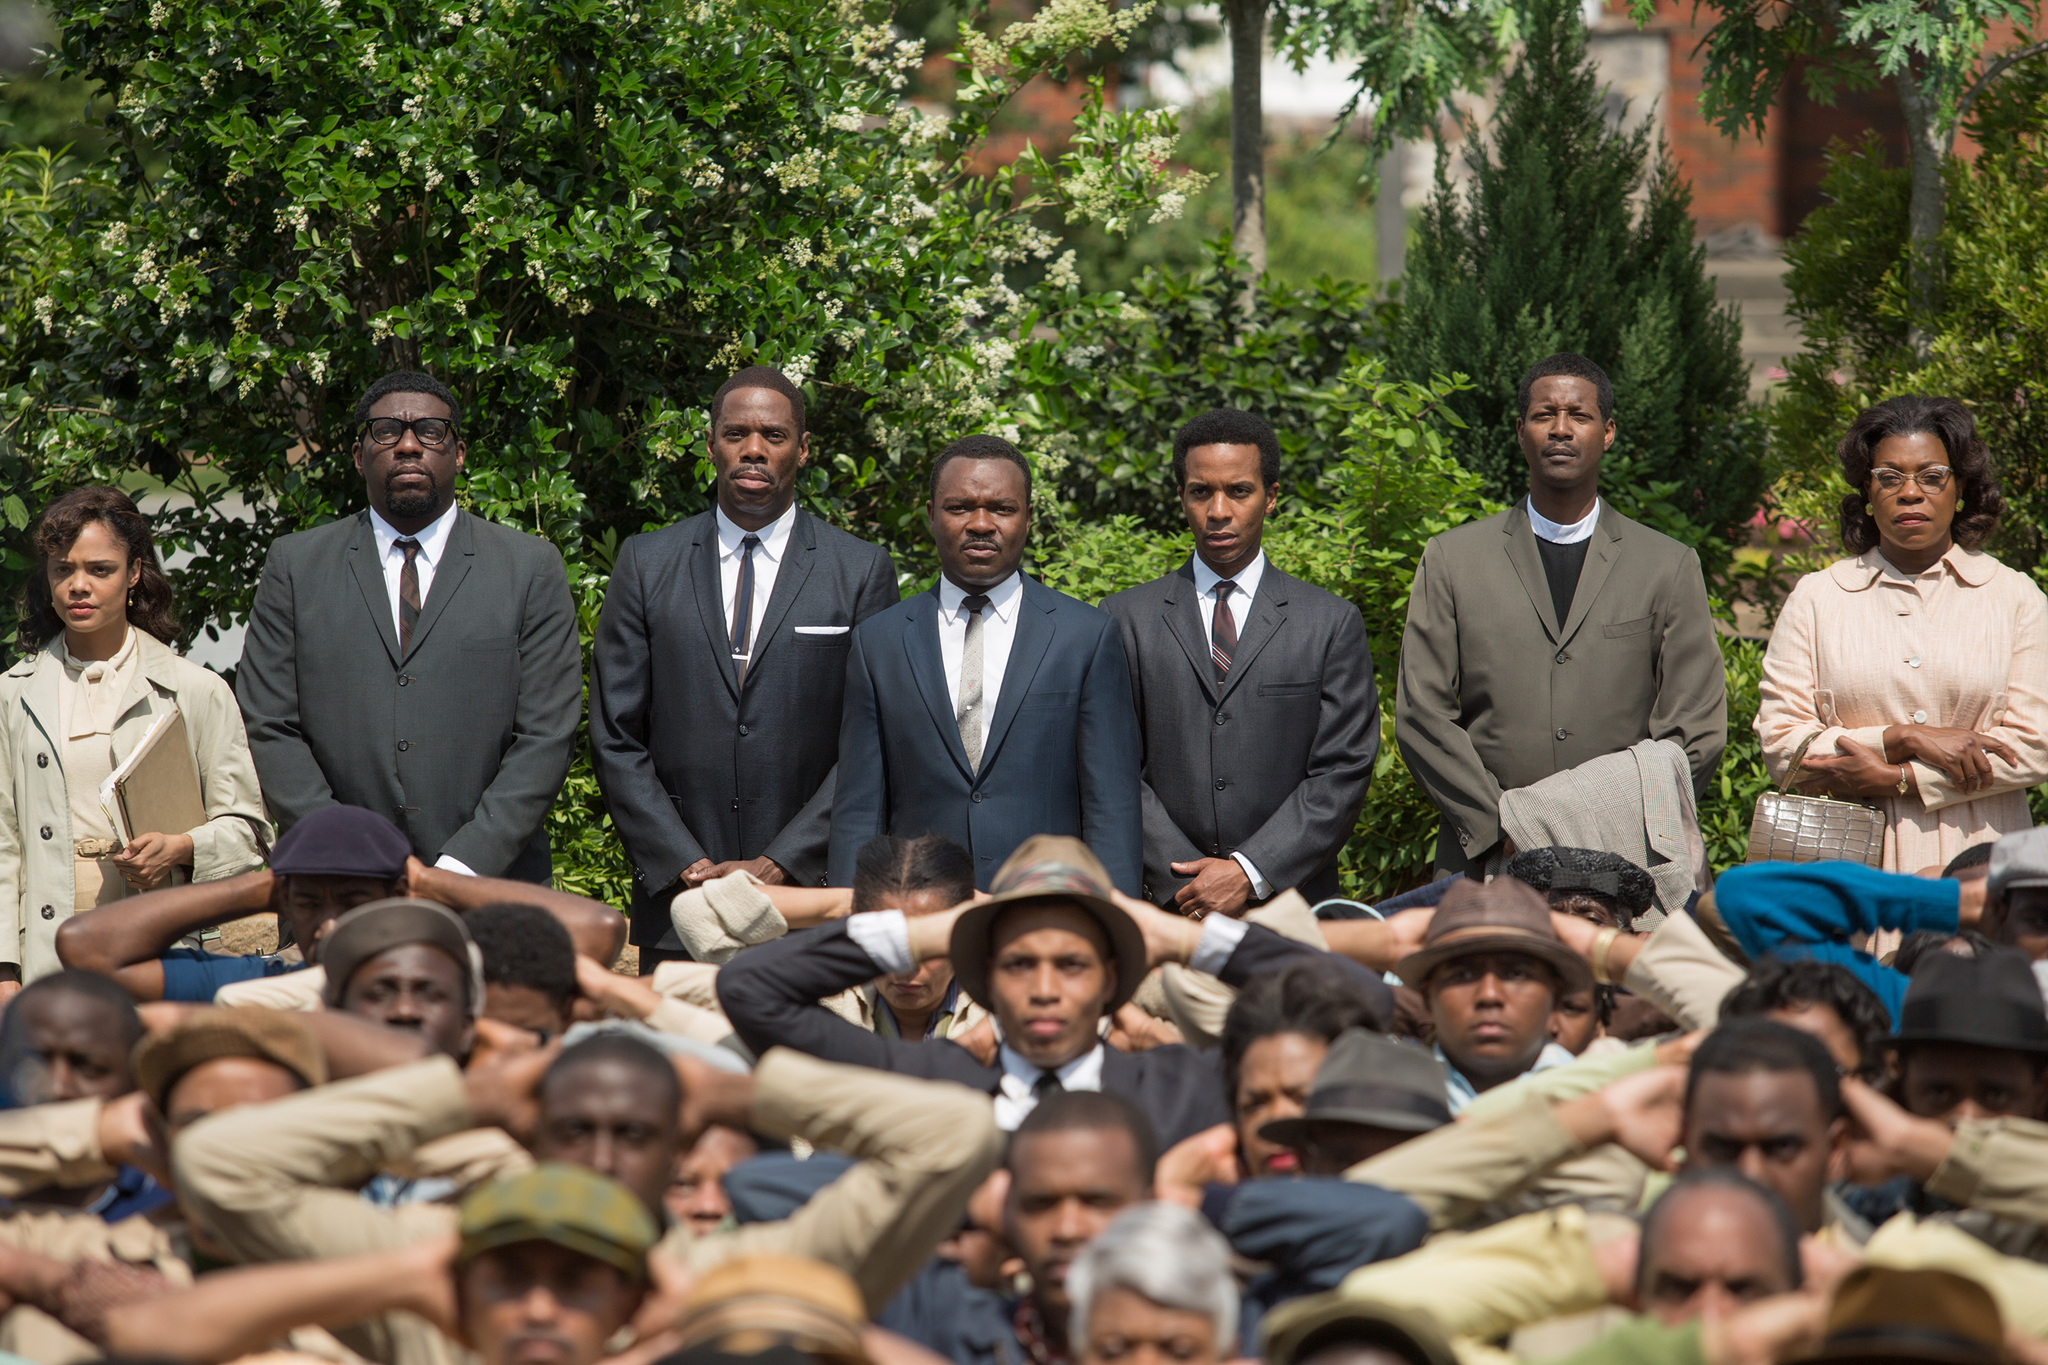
[[0, 488, 270, 991]]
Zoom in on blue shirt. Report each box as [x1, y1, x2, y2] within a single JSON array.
[[1710, 861, 1961, 1025], [158, 948, 303, 1003]]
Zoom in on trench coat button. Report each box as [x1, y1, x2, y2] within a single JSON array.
[[1555, 728, 1568, 741], [397, 740, 412, 752], [35, 753, 47, 768], [39, 906, 53, 921], [38, 825, 51, 840]]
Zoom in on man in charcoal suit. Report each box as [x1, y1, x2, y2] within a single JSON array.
[[1101, 409, 1379, 913], [591, 367, 898, 967]]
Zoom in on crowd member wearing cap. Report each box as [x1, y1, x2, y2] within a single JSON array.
[[317, 897, 487, 1058], [671, 1253, 876, 1365], [0, 487, 271, 992], [1261, 1289, 1458, 1365], [1253, 1030, 1453, 1178], [1719, 959, 1894, 1081], [55, 804, 411, 1002], [171, 1026, 1002, 1364], [721, 835, 1389, 1145], [1506, 847, 1656, 933], [1218, 960, 1390, 1178], [102, 1163, 658, 1365], [1068, 1202, 1238, 1365], [1985, 828, 2048, 974]]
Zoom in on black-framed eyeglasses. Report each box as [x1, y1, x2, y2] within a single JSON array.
[[1871, 465, 1952, 495], [360, 417, 458, 448]]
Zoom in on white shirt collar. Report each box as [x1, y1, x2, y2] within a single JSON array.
[[938, 571, 1024, 624], [1526, 498, 1600, 545], [1190, 549, 1267, 602], [997, 1041, 1106, 1092], [715, 502, 797, 562], [369, 502, 459, 566]]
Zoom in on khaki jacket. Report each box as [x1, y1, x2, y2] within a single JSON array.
[[172, 1048, 1003, 1365], [0, 633, 270, 979], [1394, 504, 1726, 874]]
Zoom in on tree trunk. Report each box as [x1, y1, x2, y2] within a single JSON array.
[[1891, 69, 1948, 356], [1222, 0, 1267, 285]]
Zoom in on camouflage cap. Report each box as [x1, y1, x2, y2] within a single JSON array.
[[457, 1163, 658, 1281]]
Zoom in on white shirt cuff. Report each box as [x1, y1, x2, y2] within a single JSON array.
[[845, 910, 914, 976], [434, 854, 477, 877], [1231, 852, 1273, 900], [1188, 915, 1250, 977]]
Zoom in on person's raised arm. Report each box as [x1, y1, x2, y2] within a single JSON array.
[[405, 857, 625, 964], [56, 869, 278, 1001]]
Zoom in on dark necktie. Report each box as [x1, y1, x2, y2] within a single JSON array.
[[396, 538, 422, 653], [1032, 1070, 1064, 1100], [730, 533, 761, 684], [1211, 580, 1238, 682], [957, 594, 990, 771]]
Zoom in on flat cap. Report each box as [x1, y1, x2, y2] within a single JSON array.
[[1504, 846, 1655, 915], [270, 805, 411, 880], [1990, 828, 2048, 899], [133, 1006, 326, 1111], [1795, 1266, 2004, 1364], [317, 898, 484, 1011], [458, 1163, 658, 1281], [677, 1255, 869, 1365]]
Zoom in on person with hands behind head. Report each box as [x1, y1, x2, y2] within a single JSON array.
[[0, 487, 271, 994], [1757, 395, 2048, 871]]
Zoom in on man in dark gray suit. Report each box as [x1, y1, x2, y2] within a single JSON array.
[[828, 436, 1143, 892], [1101, 409, 1379, 914], [591, 367, 896, 965], [1395, 352, 1726, 877], [237, 370, 581, 883]]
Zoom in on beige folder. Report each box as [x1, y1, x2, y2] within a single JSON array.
[[97, 708, 206, 846]]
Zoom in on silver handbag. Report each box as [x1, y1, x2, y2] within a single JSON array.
[[1745, 732, 1887, 867]]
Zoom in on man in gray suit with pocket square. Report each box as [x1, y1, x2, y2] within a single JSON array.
[[1100, 409, 1379, 915], [591, 367, 897, 966], [237, 370, 582, 883], [1395, 352, 1727, 878]]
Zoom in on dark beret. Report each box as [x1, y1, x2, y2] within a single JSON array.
[[1504, 846, 1655, 913]]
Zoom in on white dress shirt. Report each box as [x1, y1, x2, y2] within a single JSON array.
[[1187, 551, 1273, 897], [993, 1043, 1106, 1131], [368, 503, 458, 638], [368, 505, 473, 875], [938, 572, 1024, 717], [716, 504, 797, 665], [1526, 498, 1600, 545]]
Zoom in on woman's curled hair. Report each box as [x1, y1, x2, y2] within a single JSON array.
[[1836, 395, 2003, 554], [20, 487, 179, 651]]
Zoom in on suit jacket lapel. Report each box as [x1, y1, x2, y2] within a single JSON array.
[[1558, 513, 1622, 649], [902, 592, 974, 782], [401, 510, 472, 663], [977, 578, 1056, 777], [744, 511, 816, 685], [1160, 563, 1220, 705], [1503, 505, 1561, 643], [1216, 570, 1289, 705], [347, 513, 403, 666], [690, 520, 740, 703]]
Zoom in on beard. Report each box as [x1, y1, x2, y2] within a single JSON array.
[[385, 467, 441, 519]]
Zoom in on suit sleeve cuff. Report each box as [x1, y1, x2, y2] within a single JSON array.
[[1231, 852, 1273, 900], [845, 911, 914, 976], [1189, 915, 1250, 976]]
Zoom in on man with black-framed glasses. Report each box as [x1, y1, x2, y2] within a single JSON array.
[[237, 370, 580, 883]]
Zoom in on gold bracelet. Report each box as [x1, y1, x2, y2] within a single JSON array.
[[1591, 926, 1622, 987]]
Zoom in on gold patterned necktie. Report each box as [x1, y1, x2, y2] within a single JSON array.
[[957, 594, 990, 771]]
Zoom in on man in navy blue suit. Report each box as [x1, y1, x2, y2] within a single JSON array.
[[828, 435, 1144, 892]]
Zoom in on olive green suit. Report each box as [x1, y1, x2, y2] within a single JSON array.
[[1394, 501, 1726, 875]]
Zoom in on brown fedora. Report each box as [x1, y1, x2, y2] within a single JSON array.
[[1795, 1266, 2005, 1365], [1393, 877, 1592, 995], [949, 835, 1148, 1011]]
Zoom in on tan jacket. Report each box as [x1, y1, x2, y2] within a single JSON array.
[[1394, 504, 1727, 874], [0, 633, 270, 979], [172, 1048, 1003, 1365], [1618, 906, 1743, 1030]]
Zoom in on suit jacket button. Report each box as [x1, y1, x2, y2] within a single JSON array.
[[1215, 713, 1227, 725], [972, 791, 985, 803], [738, 725, 749, 736], [397, 740, 412, 752], [1556, 652, 1571, 664], [398, 675, 409, 687], [1214, 779, 1226, 791], [731, 798, 741, 811], [1555, 728, 1568, 741], [39, 906, 53, 921], [35, 753, 47, 768], [39, 825, 51, 840]]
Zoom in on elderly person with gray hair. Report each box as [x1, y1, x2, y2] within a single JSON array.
[[1069, 1201, 1240, 1365]]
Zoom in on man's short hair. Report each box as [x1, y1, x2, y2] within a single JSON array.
[[541, 1032, 682, 1115], [1893, 929, 2000, 977], [1172, 408, 1280, 490], [1686, 1017, 1843, 1123], [12, 970, 144, 1048], [1719, 959, 1892, 1078], [466, 903, 578, 1015], [930, 434, 1032, 503], [353, 370, 462, 427], [1637, 1168, 1803, 1298], [1008, 1090, 1160, 1184], [711, 366, 807, 439], [1944, 842, 1996, 877], [1515, 352, 1613, 423]]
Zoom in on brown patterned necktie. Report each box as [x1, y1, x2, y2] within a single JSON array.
[[1211, 580, 1237, 682], [397, 537, 422, 652]]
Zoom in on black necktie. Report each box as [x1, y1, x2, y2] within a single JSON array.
[[730, 533, 760, 683], [1032, 1070, 1064, 1100], [1211, 580, 1237, 682], [396, 538, 422, 653]]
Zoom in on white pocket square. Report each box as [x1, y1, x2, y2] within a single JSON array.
[[794, 625, 851, 635]]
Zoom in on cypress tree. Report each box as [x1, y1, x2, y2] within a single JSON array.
[[1386, 0, 1757, 542]]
